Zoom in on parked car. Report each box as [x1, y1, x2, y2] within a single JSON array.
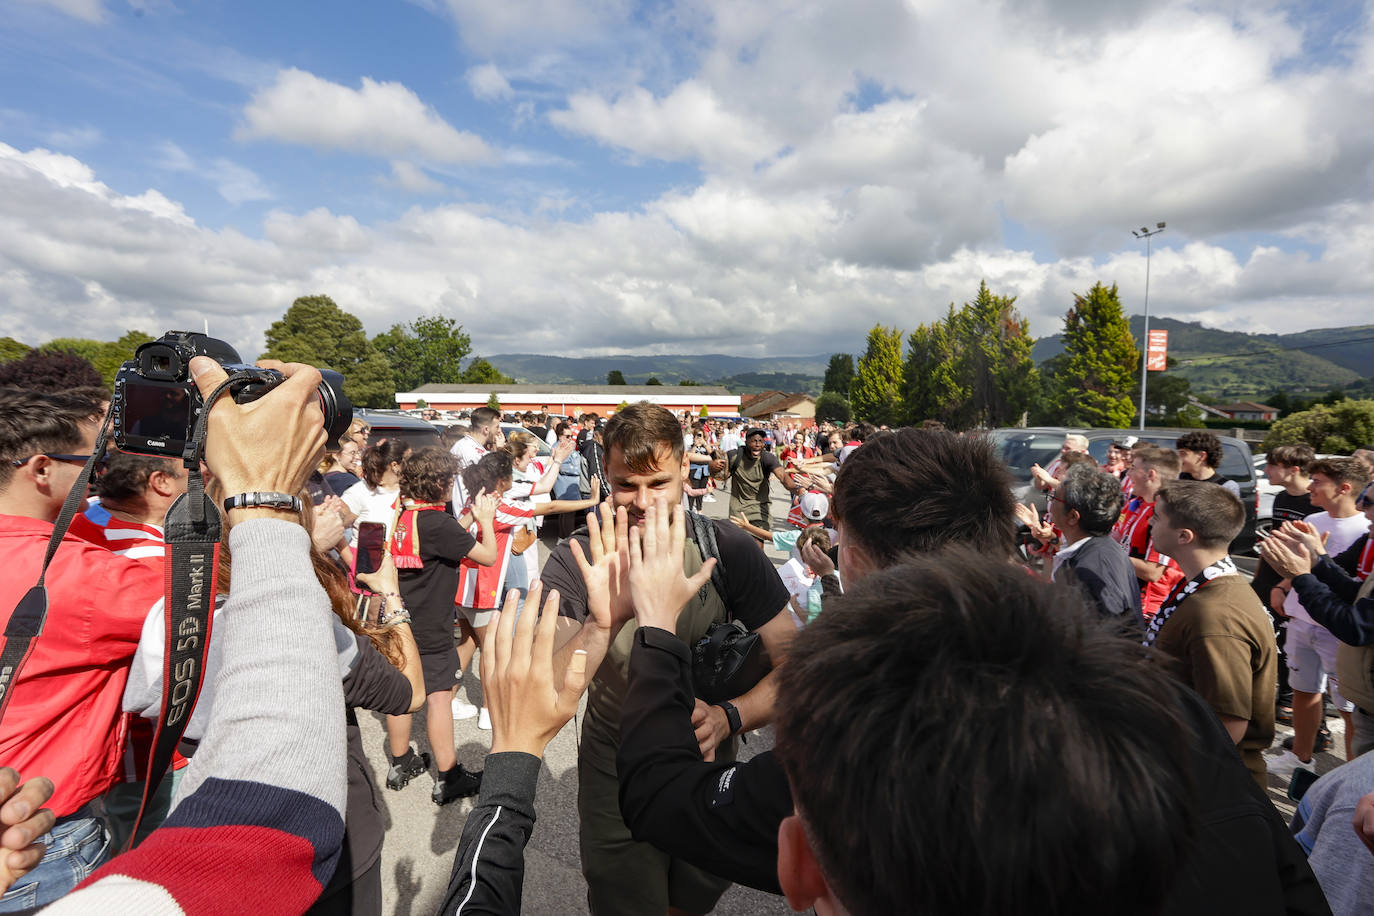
[[988, 427, 1260, 558], [354, 409, 443, 453]]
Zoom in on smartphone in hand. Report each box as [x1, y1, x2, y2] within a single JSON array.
[[355, 521, 386, 576]]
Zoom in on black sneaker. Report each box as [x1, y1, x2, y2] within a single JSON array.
[[432, 764, 482, 805], [1281, 728, 1332, 754], [386, 748, 430, 790]]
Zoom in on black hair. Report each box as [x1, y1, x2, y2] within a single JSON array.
[[97, 452, 181, 503], [1156, 480, 1245, 549], [1175, 431, 1223, 469], [831, 429, 1016, 562], [361, 439, 410, 489], [775, 549, 1195, 916], [462, 450, 514, 503], [0, 387, 105, 489]]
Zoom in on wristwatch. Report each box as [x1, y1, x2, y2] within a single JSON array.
[[222, 491, 303, 515], [715, 700, 743, 737]]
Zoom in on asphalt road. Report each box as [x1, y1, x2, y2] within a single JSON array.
[[365, 485, 794, 916]]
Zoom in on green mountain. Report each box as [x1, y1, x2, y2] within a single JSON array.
[[1032, 317, 1369, 400]]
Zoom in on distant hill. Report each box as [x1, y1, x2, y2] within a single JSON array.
[[1032, 317, 1369, 399], [482, 353, 829, 392]]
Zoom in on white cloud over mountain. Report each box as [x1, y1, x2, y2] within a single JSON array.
[[4, 0, 1374, 361]]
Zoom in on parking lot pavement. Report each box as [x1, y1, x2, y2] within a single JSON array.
[[369, 484, 794, 915]]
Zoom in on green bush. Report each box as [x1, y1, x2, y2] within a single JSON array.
[[1261, 399, 1374, 453]]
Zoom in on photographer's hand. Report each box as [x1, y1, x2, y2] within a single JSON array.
[[190, 356, 326, 521]]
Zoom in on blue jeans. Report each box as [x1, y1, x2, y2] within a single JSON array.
[[0, 812, 110, 911]]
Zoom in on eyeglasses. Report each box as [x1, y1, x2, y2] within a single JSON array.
[[1047, 492, 1066, 505], [11, 453, 105, 467], [1358, 484, 1373, 511]]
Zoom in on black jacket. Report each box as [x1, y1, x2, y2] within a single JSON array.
[[1292, 539, 1374, 647], [617, 626, 793, 895], [438, 753, 541, 916], [1056, 535, 1144, 629]]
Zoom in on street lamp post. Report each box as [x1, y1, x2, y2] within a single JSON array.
[[1132, 222, 1166, 431]]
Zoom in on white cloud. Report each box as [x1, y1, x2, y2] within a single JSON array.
[[466, 63, 513, 101], [440, 0, 634, 51], [152, 142, 270, 204], [385, 160, 446, 194], [43, 125, 102, 149], [551, 82, 780, 170], [237, 68, 494, 164], [15, 0, 104, 23]]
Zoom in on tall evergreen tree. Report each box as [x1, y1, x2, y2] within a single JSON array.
[[262, 295, 395, 408], [950, 281, 1038, 428], [822, 353, 855, 394], [849, 325, 904, 426], [1053, 283, 1139, 428], [903, 306, 966, 426]]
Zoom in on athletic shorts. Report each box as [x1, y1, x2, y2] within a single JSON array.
[[457, 605, 494, 629], [1285, 619, 1355, 711], [420, 647, 459, 695]]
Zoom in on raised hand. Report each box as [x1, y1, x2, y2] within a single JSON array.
[[484, 582, 589, 758], [472, 489, 498, 526], [628, 499, 716, 633], [571, 502, 632, 631]]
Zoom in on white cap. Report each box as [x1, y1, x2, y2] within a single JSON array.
[[800, 491, 829, 521]]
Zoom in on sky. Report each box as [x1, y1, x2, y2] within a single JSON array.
[[1, 0, 1372, 362]]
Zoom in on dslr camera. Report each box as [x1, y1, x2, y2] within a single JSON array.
[[113, 331, 352, 458]]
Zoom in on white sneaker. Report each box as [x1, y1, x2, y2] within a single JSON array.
[[451, 696, 478, 721], [1265, 748, 1315, 778], [703, 494, 717, 503], [478, 707, 491, 731]]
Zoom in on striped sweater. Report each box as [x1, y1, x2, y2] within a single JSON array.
[[43, 519, 347, 915]]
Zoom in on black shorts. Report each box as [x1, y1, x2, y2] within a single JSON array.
[[420, 647, 459, 695]]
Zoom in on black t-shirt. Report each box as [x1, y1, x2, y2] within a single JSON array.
[[1252, 490, 1319, 595], [541, 517, 789, 631], [398, 510, 476, 654], [325, 470, 361, 496]]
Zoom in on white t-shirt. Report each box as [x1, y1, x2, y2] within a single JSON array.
[[450, 436, 487, 511], [720, 431, 740, 453], [1285, 511, 1370, 627], [341, 481, 401, 538]]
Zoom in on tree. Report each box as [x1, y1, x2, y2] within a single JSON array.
[[849, 325, 904, 426], [0, 337, 31, 363], [814, 391, 852, 425], [372, 316, 474, 392], [1138, 359, 1202, 427], [822, 353, 855, 395], [0, 349, 103, 391], [699, 405, 710, 418], [1051, 283, 1138, 428], [38, 330, 156, 387], [461, 358, 514, 385], [262, 295, 395, 408], [607, 370, 627, 385], [1262, 399, 1374, 453], [646, 376, 663, 386], [950, 281, 1039, 429], [903, 307, 967, 426], [679, 379, 700, 386], [486, 392, 502, 411]]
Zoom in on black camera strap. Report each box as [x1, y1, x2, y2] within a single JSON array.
[[126, 374, 244, 847], [0, 414, 114, 721]]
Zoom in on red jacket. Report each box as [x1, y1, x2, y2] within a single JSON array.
[[0, 514, 162, 816]]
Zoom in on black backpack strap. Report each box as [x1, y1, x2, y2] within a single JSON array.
[[686, 510, 728, 619]]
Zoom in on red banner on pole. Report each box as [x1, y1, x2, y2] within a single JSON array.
[[1146, 330, 1168, 371]]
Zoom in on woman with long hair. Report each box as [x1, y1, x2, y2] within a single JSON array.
[[454, 449, 599, 729], [384, 447, 498, 805], [340, 439, 409, 540]]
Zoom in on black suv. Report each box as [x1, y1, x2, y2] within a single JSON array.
[[988, 427, 1260, 558], [355, 409, 443, 453]]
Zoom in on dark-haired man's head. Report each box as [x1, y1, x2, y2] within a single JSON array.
[[830, 429, 1015, 582], [1153, 480, 1246, 554], [0, 387, 106, 521], [1307, 456, 1371, 515], [603, 401, 688, 527], [1052, 467, 1125, 539], [1264, 443, 1314, 490], [468, 406, 500, 446], [1175, 431, 1223, 475], [96, 452, 186, 525], [774, 549, 1194, 916]]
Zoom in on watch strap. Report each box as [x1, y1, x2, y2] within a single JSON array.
[[715, 700, 742, 736], [222, 491, 303, 515]]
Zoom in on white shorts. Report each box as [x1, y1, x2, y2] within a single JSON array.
[[457, 605, 494, 629], [1285, 619, 1355, 711]]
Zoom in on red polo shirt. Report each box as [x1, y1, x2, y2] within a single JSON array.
[[0, 514, 162, 816]]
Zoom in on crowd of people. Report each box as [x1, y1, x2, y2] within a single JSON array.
[[1, 360, 1373, 915]]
